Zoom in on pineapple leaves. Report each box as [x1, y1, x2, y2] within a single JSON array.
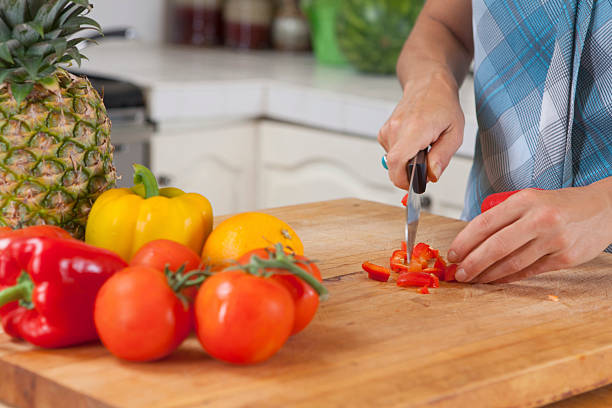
[[25, 39, 53, 57], [0, 42, 14, 64], [63, 16, 101, 33], [38, 75, 59, 92], [0, 0, 99, 83], [52, 38, 67, 59], [70, 0, 93, 7], [26, 0, 47, 19], [0, 68, 13, 83], [10, 82, 34, 106], [28, 21, 45, 37], [0, 0, 27, 27], [34, 0, 68, 31], [13, 23, 42, 46], [0, 16, 10, 41]]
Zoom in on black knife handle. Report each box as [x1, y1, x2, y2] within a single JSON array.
[[406, 149, 428, 194]]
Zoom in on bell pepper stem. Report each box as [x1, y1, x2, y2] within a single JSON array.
[[132, 164, 160, 199], [0, 272, 34, 308]]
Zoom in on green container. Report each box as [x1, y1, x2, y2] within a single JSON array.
[[301, 0, 348, 66], [335, 0, 424, 75]]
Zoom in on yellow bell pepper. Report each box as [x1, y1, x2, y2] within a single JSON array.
[[85, 164, 213, 261]]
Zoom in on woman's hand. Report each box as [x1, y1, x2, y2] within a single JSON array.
[[379, 0, 473, 190], [448, 180, 612, 283], [379, 67, 465, 189]]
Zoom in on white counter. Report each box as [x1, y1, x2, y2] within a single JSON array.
[[77, 40, 477, 157]]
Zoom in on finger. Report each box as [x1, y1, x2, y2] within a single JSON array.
[[454, 217, 537, 282], [386, 126, 435, 190], [448, 199, 526, 264], [426, 123, 463, 183], [377, 121, 390, 152], [474, 239, 547, 283], [492, 254, 560, 283]]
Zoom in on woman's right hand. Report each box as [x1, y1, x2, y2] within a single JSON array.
[[378, 64, 465, 190]]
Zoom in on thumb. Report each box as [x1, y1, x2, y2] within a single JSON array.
[[426, 123, 463, 182]]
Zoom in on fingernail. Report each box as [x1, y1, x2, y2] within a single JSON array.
[[448, 250, 458, 262], [432, 162, 442, 182], [455, 268, 467, 282]]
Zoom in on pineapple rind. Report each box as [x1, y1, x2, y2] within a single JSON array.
[[0, 69, 116, 238]]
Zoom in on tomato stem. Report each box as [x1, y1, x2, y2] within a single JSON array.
[[235, 244, 329, 300]]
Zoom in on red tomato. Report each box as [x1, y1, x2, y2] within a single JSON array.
[[94, 266, 191, 362], [194, 270, 295, 364], [237, 248, 322, 335], [131, 239, 202, 301]]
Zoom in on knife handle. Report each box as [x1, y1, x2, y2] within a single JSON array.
[[406, 149, 428, 194]]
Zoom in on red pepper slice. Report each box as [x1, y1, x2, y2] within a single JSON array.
[[396, 271, 437, 288], [418, 286, 430, 294], [362, 262, 391, 282], [401, 241, 407, 252], [390, 250, 408, 272], [423, 269, 442, 286], [401, 194, 408, 207], [421, 270, 440, 288], [444, 264, 458, 282]]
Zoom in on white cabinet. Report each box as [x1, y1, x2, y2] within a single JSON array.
[[151, 119, 473, 220], [257, 120, 399, 209], [257, 120, 473, 219], [151, 121, 257, 216]]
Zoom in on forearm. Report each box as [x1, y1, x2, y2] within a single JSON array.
[[397, 0, 474, 91], [588, 176, 612, 239]]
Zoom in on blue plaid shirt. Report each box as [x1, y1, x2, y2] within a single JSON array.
[[464, 0, 612, 252]]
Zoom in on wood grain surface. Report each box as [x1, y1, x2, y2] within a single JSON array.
[[1, 198, 612, 408]]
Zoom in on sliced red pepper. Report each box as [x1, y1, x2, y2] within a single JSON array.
[[444, 264, 458, 282], [362, 262, 391, 282], [401, 193, 408, 207], [411, 243, 437, 268], [422, 270, 440, 288], [390, 250, 408, 272], [424, 266, 444, 282], [401, 241, 407, 252], [396, 271, 436, 288], [418, 286, 430, 294]]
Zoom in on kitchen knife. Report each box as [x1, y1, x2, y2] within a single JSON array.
[[405, 149, 428, 256]]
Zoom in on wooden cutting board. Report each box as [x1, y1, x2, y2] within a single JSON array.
[[1, 198, 612, 408]]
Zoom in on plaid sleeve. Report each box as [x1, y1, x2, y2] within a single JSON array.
[[464, 0, 612, 253]]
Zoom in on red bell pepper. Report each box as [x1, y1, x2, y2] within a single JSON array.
[[0, 236, 127, 348], [362, 262, 391, 282], [444, 264, 458, 282], [390, 249, 408, 272], [481, 188, 544, 213], [396, 271, 438, 288]]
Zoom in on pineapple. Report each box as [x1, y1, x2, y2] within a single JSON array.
[[0, 0, 116, 238]]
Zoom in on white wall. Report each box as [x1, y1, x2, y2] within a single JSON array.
[[89, 0, 167, 44]]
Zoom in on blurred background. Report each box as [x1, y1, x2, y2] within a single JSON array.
[[78, 0, 477, 218]]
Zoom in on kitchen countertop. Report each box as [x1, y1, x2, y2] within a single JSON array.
[[76, 40, 478, 158], [2, 199, 612, 408]]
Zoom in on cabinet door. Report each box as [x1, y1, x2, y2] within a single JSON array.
[[151, 121, 257, 215], [258, 120, 473, 219], [258, 120, 401, 209]]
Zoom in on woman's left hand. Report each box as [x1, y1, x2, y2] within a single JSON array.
[[448, 179, 612, 283]]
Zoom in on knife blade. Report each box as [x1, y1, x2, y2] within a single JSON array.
[[405, 149, 428, 256]]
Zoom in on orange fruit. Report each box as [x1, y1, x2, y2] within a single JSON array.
[[201, 212, 304, 269]]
